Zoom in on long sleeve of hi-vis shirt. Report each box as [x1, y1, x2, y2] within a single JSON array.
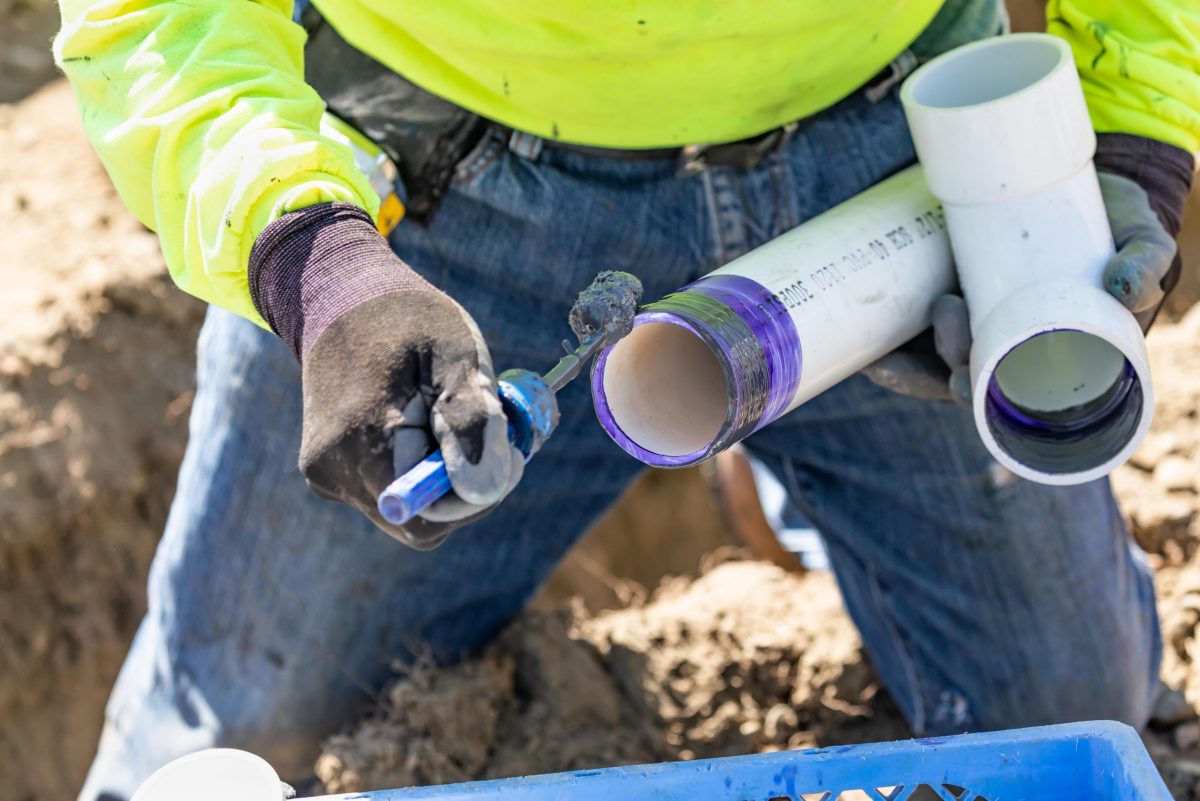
[[1049, 0, 1200, 158], [53, 0, 379, 328]]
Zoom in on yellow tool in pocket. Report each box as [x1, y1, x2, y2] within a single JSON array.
[[322, 113, 406, 237]]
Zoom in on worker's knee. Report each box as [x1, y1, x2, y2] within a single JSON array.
[[190, 653, 372, 780], [921, 642, 1159, 736]]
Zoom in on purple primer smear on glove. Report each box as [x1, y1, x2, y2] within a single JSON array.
[[592, 274, 801, 466]]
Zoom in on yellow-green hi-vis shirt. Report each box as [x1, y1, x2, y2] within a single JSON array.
[[55, 0, 1200, 328]]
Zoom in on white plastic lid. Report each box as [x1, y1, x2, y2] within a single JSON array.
[[131, 749, 284, 801]]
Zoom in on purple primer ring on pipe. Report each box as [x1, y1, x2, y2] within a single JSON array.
[[684, 274, 802, 429], [591, 274, 801, 467], [591, 312, 728, 467]]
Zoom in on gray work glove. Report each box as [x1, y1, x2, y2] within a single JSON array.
[[863, 134, 1194, 405], [860, 293, 972, 405], [248, 202, 525, 549], [1099, 172, 1183, 325]]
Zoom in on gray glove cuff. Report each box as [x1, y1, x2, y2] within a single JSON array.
[[247, 202, 434, 360], [1094, 133, 1194, 238]]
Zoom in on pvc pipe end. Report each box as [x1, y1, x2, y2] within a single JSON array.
[[592, 313, 734, 467], [970, 286, 1153, 485], [378, 491, 413, 526], [904, 34, 1069, 112], [591, 274, 802, 467], [901, 33, 1095, 205]]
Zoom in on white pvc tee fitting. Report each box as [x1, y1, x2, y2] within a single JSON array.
[[901, 33, 1153, 485]]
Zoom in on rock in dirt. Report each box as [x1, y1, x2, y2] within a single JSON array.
[[1158, 457, 1200, 494]]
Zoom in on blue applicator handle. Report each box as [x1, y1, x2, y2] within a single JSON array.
[[377, 450, 454, 527], [377, 370, 559, 526]]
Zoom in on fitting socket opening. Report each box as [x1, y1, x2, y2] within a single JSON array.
[[980, 329, 1149, 481]]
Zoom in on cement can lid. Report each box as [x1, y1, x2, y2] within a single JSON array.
[[131, 749, 284, 801]]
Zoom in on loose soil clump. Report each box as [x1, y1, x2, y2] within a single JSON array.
[[316, 562, 904, 793]]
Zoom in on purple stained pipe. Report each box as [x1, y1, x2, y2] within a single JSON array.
[[590, 274, 801, 467], [588, 164, 959, 472]]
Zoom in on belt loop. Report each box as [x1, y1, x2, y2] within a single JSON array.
[[508, 129, 545, 160], [775, 120, 799, 152], [865, 49, 920, 104], [677, 144, 710, 177]]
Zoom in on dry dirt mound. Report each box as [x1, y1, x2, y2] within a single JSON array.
[[1109, 306, 1200, 800], [315, 561, 903, 794], [1130, 307, 1200, 799], [1113, 307, 1200, 567], [0, 82, 204, 801], [320, 555, 1200, 801]]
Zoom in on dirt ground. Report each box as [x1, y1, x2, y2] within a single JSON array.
[[316, 560, 905, 794], [4, 3, 1200, 798], [0, 80, 205, 800], [0, 0, 59, 103]]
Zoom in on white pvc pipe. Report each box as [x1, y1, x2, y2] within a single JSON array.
[[901, 33, 1153, 485], [131, 749, 286, 801], [592, 165, 956, 466]]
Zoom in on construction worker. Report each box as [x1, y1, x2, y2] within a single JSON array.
[[55, 0, 1195, 798]]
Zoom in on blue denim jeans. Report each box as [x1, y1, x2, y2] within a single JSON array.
[[79, 71, 1161, 801]]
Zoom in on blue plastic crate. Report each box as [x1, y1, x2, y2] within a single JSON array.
[[316, 721, 1171, 801]]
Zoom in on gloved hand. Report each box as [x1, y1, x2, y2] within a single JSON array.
[[863, 133, 1193, 405], [1095, 133, 1193, 328], [248, 202, 525, 549], [860, 293, 973, 405]]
